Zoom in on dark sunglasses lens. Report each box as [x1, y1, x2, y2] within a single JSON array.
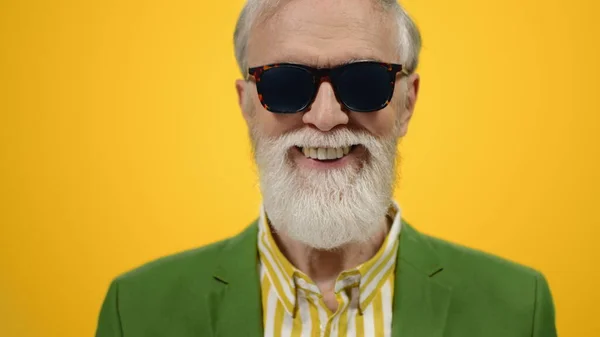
[[336, 63, 394, 112], [258, 67, 315, 113]]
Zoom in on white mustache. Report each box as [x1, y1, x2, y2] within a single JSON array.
[[260, 128, 380, 151]]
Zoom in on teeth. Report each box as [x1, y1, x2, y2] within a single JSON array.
[[301, 146, 353, 160], [317, 148, 326, 160]]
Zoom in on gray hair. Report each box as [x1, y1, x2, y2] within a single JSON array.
[[233, 0, 422, 76]]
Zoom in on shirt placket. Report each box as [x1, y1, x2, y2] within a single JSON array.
[[296, 274, 360, 337]]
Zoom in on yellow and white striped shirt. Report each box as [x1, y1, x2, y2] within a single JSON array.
[[257, 202, 402, 337]]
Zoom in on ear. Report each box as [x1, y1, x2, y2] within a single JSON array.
[[236, 79, 252, 124], [398, 73, 420, 137]]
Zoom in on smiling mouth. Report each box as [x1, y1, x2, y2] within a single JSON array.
[[295, 145, 358, 161]]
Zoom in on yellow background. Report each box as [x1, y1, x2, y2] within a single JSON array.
[[1, 0, 598, 336]]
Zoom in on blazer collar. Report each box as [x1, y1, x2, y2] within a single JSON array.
[[213, 221, 263, 337], [392, 220, 453, 336], [211, 219, 452, 337]]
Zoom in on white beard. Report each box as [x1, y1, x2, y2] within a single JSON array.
[[251, 126, 400, 250]]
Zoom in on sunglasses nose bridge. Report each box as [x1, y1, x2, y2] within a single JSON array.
[[313, 71, 345, 109], [302, 75, 349, 131], [313, 68, 332, 86]]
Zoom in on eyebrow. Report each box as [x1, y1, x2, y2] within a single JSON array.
[[337, 57, 382, 66], [265, 56, 384, 68]]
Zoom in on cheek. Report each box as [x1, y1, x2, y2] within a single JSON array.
[[350, 107, 398, 137], [251, 106, 305, 137]]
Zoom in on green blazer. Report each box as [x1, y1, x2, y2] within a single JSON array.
[[96, 220, 557, 336]]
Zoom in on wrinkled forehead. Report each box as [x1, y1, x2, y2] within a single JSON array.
[[247, 0, 399, 68]]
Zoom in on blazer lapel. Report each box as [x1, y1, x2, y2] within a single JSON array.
[[392, 221, 453, 337], [212, 222, 263, 337]]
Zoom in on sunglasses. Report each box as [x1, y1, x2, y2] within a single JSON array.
[[247, 61, 409, 114]]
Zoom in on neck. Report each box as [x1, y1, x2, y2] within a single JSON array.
[[271, 215, 391, 286]]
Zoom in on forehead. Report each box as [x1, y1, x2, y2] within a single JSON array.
[[247, 0, 399, 68]]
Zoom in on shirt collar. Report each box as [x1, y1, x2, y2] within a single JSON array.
[[257, 201, 403, 316]]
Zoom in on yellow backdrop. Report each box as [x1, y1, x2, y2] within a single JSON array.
[[1, 0, 598, 336]]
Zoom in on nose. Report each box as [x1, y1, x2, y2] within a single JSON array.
[[302, 82, 349, 131]]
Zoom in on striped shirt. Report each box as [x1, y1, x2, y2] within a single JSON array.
[[257, 201, 402, 337]]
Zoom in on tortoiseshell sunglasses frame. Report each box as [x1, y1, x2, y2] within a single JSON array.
[[247, 61, 410, 113]]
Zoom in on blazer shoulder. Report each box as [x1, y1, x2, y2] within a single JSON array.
[[420, 231, 545, 304], [115, 236, 230, 290], [96, 228, 259, 336], [107, 221, 258, 296], [408, 227, 556, 335], [430, 233, 539, 274], [424, 232, 542, 281]]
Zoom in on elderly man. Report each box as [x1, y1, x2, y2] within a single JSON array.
[[96, 0, 557, 336]]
